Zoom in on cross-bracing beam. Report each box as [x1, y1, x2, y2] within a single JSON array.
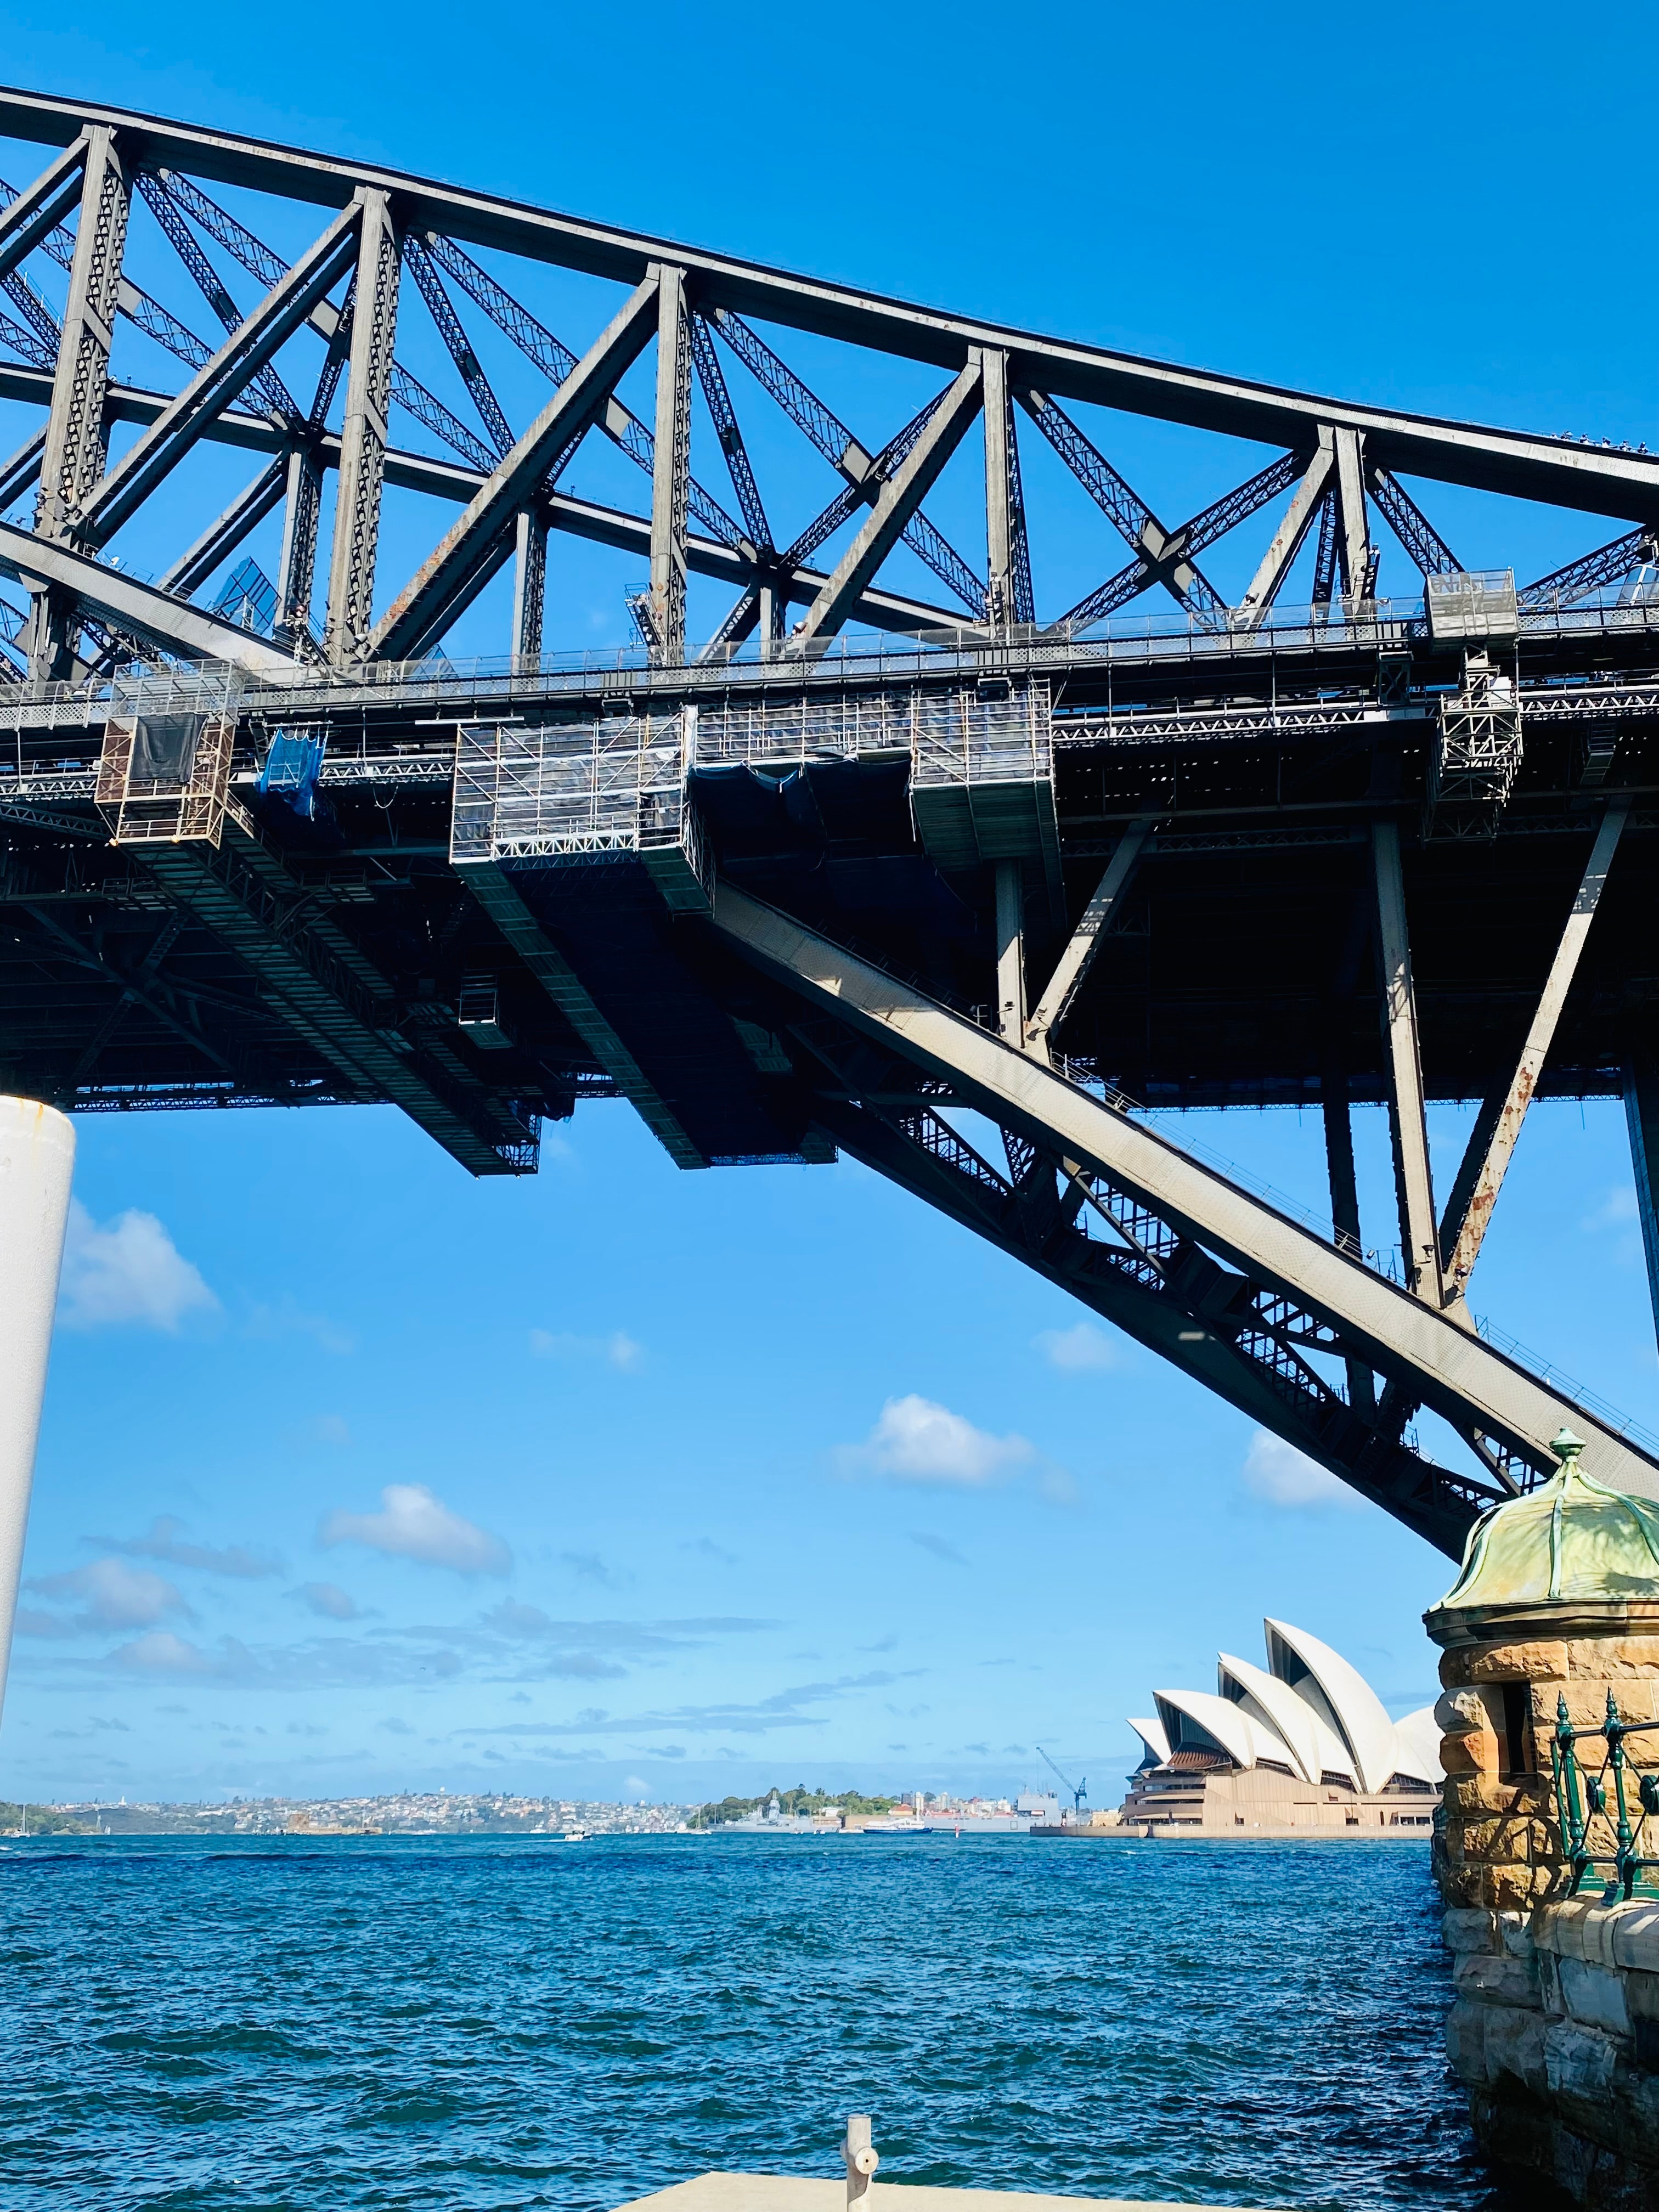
[[3, 87, 1658, 529], [76, 202, 360, 549], [1023, 818, 1155, 1062], [708, 884, 1659, 1544], [371, 273, 662, 662], [0, 515, 301, 673], [788, 358, 984, 649], [1439, 807, 1629, 1305]]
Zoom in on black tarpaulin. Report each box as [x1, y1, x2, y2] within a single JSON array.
[[131, 713, 205, 783]]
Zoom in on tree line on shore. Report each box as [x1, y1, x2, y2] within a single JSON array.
[[687, 1786, 899, 1828]]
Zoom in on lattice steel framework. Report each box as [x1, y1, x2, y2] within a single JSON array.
[[2, 89, 1659, 1555]]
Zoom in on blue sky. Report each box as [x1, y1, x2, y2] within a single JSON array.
[[1, 0, 1656, 1805]]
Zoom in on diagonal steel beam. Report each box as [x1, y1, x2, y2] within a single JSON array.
[[0, 515, 301, 673], [160, 454, 290, 599], [370, 273, 662, 663], [1237, 433, 1334, 624], [788, 358, 983, 648], [709, 882, 1659, 1504], [1018, 387, 1223, 620], [0, 136, 87, 289], [1368, 467, 1461, 578], [1440, 806, 1628, 1305], [77, 203, 361, 547], [806, 1082, 1480, 1554], [7, 89, 1659, 525], [1024, 818, 1155, 1061]]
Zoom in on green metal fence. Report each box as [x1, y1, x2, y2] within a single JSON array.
[[1550, 1690, 1659, 1899]]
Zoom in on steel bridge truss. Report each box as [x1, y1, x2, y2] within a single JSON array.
[[3, 93, 1659, 1555], [0, 89, 1655, 680]]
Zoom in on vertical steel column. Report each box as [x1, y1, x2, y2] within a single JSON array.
[[31, 126, 129, 679], [647, 264, 691, 666], [984, 347, 1013, 630], [511, 506, 547, 670], [275, 444, 323, 648], [324, 193, 398, 670], [757, 578, 784, 658], [1372, 820, 1442, 1303], [1625, 1053, 1659, 1352], [1321, 1064, 1376, 1413], [0, 1098, 75, 1731], [995, 861, 1026, 1047], [1334, 427, 1372, 601]]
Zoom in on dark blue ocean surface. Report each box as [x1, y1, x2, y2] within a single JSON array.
[[1, 1833, 1510, 2211]]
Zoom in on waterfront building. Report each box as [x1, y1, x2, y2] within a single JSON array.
[[1119, 1618, 1441, 1835]]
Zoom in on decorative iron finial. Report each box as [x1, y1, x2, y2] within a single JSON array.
[[1550, 1427, 1585, 1466]]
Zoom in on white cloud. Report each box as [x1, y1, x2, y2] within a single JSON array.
[[1242, 1430, 1367, 1512], [112, 1630, 215, 1675], [57, 1200, 216, 1331], [28, 1556, 193, 1631], [838, 1395, 1034, 1487], [104, 1515, 281, 1579], [1035, 1323, 1121, 1373], [319, 1483, 510, 1575], [1585, 1187, 1640, 1231], [529, 1328, 642, 1371], [296, 1581, 362, 1621]]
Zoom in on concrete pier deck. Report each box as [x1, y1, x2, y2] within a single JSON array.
[[621, 2175, 1279, 2212]]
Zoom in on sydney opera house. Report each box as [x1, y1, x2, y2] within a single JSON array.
[[1120, 1618, 1442, 1836]]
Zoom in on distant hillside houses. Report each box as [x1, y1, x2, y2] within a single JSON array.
[[1121, 1618, 1441, 1837]]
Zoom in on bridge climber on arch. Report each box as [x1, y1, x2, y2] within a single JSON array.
[[0, 88, 1658, 1618]]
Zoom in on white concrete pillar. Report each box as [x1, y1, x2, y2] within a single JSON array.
[[0, 1097, 75, 1729]]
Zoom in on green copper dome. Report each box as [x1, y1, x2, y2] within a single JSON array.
[[1430, 1431, 1659, 1616]]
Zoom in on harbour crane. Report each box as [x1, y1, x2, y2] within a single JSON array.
[[1035, 1745, 1086, 1814]]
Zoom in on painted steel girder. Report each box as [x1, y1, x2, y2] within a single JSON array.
[[709, 883, 1659, 1513], [799, 1076, 1483, 1556], [2, 89, 1654, 526]]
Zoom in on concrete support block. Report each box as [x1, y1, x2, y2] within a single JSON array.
[[1456, 1949, 1542, 2006], [1445, 1997, 1488, 2087], [1560, 1959, 1633, 2036], [1444, 1906, 1500, 1954], [1609, 1908, 1659, 1975], [1483, 2002, 1550, 2094], [1544, 2019, 1622, 2100]]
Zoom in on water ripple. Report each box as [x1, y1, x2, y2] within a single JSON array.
[[0, 1833, 1521, 2211]]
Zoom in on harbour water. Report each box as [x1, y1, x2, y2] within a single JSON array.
[[0, 1832, 1508, 2211]]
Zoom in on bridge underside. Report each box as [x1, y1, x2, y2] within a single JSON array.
[[3, 89, 1659, 1551]]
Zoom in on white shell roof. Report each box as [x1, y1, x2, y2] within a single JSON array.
[[1154, 1687, 1296, 1773], [1127, 1714, 1171, 1767], [1216, 1651, 1356, 1786], [1265, 1617, 1402, 1795], [1125, 1623, 1442, 1793]]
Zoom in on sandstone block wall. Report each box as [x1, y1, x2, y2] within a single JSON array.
[[1434, 1622, 1659, 2206]]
